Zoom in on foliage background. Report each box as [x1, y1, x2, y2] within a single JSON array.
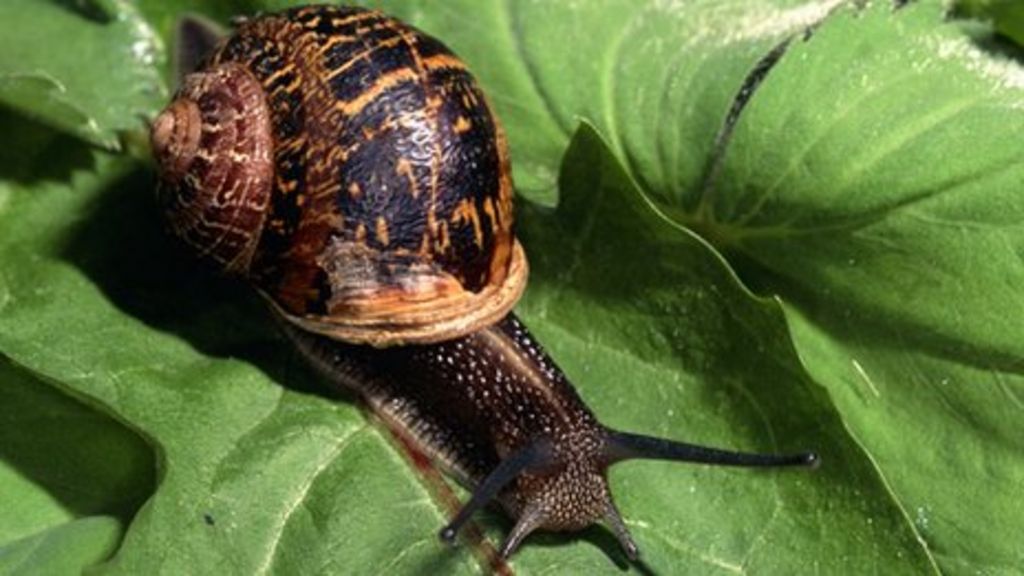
[[1, 0, 1022, 574]]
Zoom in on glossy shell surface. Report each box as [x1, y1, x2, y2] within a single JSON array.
[[153, 5, 526, 345]]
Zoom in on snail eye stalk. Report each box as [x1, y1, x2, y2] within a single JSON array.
[[603, 430, 819, 469], [439, 440, 555, 545]]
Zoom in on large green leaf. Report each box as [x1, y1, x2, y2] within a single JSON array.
[[683, 3, 1024, 573], [1, 0, 1021, 574]]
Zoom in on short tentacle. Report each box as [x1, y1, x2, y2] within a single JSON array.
[[499, 502, 546, 559], [603, 500, 640, 562]]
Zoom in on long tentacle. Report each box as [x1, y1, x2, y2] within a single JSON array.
[[604, 430, 819, 468], [439, 439, 555, 544]]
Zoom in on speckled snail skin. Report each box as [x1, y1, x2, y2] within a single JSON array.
[[150, 4, 818, 562]]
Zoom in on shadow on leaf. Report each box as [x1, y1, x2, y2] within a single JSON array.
[[0, 110, 95, 185], [0, 356, 155, 522], [58, 160, 327, 398]]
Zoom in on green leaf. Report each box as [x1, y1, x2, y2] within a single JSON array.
[[1, 0, 1022, 574], [667, 3, 1024, 572], [0, 0, 167, 150]]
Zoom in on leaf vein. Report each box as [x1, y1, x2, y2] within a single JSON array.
[[254, 423, 372, 576]]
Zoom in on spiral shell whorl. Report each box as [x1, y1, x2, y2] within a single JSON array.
[[152, 62, 274, 274]]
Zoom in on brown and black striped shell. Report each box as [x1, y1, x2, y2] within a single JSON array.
[[151, 5, 527, 346]]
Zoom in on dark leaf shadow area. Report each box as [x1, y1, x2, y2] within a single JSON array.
[[0, 356, 155, 528], [57, 162, 329, 399], [0, 111, 95, 185]]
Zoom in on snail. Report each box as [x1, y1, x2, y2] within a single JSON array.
[[150, 4, 818, 562]]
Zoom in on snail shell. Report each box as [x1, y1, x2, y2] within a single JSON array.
[[151, 5, 527, 346]]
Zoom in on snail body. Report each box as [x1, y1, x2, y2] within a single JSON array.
[[152, 5, 816, 561]]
